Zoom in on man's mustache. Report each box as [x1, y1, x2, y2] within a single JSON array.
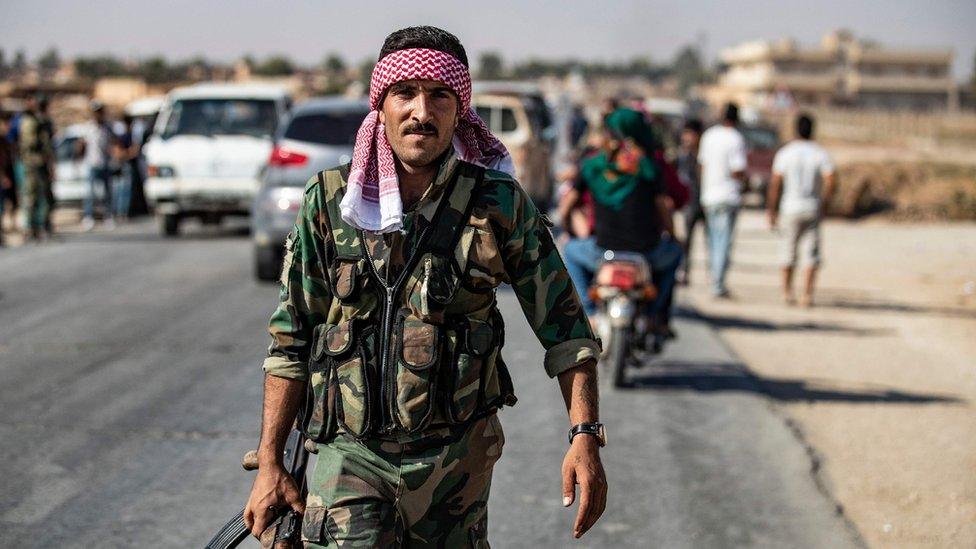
[[403, 123, 438, 136]]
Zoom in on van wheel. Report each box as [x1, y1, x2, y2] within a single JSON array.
[[255, 245, 281, 282], [162, 213, 181, 237]]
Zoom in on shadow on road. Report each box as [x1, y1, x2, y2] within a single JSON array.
[[692, 309, 894, 336], [622, 359, 962, 405]]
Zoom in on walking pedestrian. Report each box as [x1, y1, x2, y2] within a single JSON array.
[[698, 103, 747, 298], [0, 114, 17, 246], [767, 113, 837, 307], [113, 115, 138, 221], [243, 26, 606, 547], [676, 118, 704, 285], [18, 94, 55, 241], [80, 101, 115, 231]]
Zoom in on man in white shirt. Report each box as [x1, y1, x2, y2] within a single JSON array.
[[697, 103, 747, 297], [767, 114, 837, 307], [81, 101, 116, 231]]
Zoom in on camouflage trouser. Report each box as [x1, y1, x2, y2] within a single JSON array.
[[302, 414, 505, 548], [23, 164, 53, 232]]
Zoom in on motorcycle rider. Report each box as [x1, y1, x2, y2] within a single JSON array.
[[560, 107, 682, 337]]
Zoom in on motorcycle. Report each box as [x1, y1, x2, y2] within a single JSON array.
[[589, 250, 661, 388]]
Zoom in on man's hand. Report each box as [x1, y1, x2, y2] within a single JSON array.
[[561, 434, 607, 539], [767, 210, 778, 230], [243, 463, 305, 538]]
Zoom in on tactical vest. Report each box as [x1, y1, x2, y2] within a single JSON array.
[[303, 162, 517, 443]]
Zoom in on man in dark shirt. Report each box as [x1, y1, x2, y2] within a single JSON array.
[[676, 119, 704, 284], [561, 108, 682, 329]]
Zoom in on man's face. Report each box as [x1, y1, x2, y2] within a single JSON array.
[[680, 129, 700, 150], [379, 79, 458, 169]]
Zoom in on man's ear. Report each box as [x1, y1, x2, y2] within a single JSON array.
[[379, 109, 386, 125]]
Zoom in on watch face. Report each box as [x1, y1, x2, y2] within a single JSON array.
[[598, 424, 607, 447]]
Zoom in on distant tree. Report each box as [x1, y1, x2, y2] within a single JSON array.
[[13, 49, 27, 73], [358, 59, 376, 87], [139, 56, 173, 83], [671, 45, 707, 95], [971, 50, 976, 96], [241, 54, 257, 69], [254, 55, 294, 76], [478, 52, 504, 80], [74, 54, 127, 79], [37, 47, 61, 72], [323, 53, 346, 75], [0, 49, 6, 77]]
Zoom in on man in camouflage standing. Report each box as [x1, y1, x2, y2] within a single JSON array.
[[19, 93, 56, 241], [244, 26, 607, 547]]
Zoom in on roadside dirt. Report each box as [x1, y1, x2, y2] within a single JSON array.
[[682, 209, 976, 548]]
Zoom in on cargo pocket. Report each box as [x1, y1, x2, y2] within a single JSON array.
[[332, 258, 362, 303], [301, 506, 327, 544], [445, 319, 495, 424], [304, 325, 338, 443], [322, 320, 370, 438], [393, 311, 439, 433], [413, 253, 460, 324]]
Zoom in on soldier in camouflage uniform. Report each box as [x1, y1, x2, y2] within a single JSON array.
[[245, 26, 607, 548], [19, 94, 56, 240]]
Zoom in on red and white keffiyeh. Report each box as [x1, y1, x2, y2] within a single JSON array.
[[339, 48, 514, 233]]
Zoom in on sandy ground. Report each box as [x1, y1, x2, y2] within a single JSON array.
[[681, 209, 976, 548]]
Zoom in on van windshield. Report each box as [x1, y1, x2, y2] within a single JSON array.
[[161, 99, 277, 139]]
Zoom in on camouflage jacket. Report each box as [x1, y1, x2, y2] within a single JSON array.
[[263, 152, 600, 438], [18, 112, 53, 168]]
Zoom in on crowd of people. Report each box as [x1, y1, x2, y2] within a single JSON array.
[[558, 99, 837, 343], [0, 93, 147, 245]]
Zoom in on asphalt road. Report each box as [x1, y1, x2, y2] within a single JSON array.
[[0, 219, 862, 548]]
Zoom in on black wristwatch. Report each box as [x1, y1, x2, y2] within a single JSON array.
[[568, 423, 606, 447]]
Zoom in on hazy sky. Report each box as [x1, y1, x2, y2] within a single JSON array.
[[2, 0, 974, 79]]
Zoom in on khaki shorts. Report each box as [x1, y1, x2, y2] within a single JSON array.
[[779, 211, 821, 268]]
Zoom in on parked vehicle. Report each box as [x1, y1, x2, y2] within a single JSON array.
[[52, 123, 99, 206], [739, 124, 780, 205], [471, 82, 555, 207], [589, 250, 660, 389], [252, 97, 368, 281], [144, 84, 291, 236]]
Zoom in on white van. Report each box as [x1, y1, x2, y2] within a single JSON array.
[[144, 84, 291, 236]]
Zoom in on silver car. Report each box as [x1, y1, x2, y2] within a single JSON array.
[[252, 97, 369, 280]]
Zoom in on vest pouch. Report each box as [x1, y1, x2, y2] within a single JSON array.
[[320, 319, 371, 438], [445, 319, 496, 424], [332, 258, 362, 303], [304, 323, 338, 443], [393, 311, 439, 433], [415, 254, 460, 324]]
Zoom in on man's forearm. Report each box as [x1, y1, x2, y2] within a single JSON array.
[[557, 359, 599, 424], [257, 374, 305, 466]]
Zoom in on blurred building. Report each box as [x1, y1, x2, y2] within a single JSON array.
[[709, 30, 958, 111]]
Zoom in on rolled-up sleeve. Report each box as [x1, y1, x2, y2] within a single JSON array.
[[262, 178, 333, 381], [500, 178, 601, 378]]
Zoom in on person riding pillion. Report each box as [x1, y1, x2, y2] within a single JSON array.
[[245, 26, 607, 547]]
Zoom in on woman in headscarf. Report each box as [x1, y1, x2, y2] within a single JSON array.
[[561, 107, 683, 338]]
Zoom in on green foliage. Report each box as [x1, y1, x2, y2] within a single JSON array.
[[37, 48, 60, 71], [358, 59, 376, 87], [478, 52, 505, 80], [74, 55, 128, 78], [323, 53, 346, 74], [253, 55, 295, 76]]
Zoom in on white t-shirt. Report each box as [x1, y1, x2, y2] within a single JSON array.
[[772, 140, 835, 216], [698, 125, 748, 207], [83, 121, 114, 168]]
